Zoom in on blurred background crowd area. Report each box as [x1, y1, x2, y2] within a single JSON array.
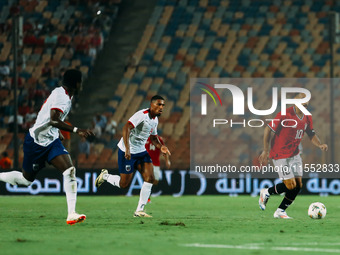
[[0, 0, 339, 170]]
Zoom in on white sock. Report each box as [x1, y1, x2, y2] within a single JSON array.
[[153, 166, 161, 181], [0, 171, 32, 186], [136, 182, 153, 212], [63, 167, 77, 215], [106, 174, 121, 188]]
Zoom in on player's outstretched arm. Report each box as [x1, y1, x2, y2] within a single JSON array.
[[259, 126, 271, 165], [122, 122, 134, 160], [50, 109, 94, 138], [150, 135, 171, 156], [310, 134, 328, 151], [164, 153, 171, 169], [76, 128, 95, 138]]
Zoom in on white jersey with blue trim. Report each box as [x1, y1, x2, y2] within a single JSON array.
[[29, 86, 72, 147], [118, 108, 158, 154]]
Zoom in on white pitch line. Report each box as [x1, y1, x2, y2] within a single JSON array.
[[289, 242, 340, 246], [183, 243, 261, 250], [247, 242, 340, 247], [182, 243, 340, 253], [272, 247, 340, 253], [242, 243, 266, 246]]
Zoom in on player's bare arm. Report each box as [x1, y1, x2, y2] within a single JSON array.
[[259, 126, 271, 165], [310, 134, 328, 151], [164, 153, 171, 169], [50, 109, 94, 138], [122, 121, 134, 160], [150, 135, 171, 156]]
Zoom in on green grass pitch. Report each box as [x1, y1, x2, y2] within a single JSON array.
[[0, 195, 339, 255]]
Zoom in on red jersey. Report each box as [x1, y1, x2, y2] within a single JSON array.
[[268, 106, 315, 160], [60, 121, 71, 140], [145, 136, 164, 166], [0, 157, 12, 169]]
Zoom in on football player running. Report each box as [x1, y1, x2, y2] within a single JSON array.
[[0, 69, 94, 225], [258, 93, 327, 219], [95, 95, 171, 217]]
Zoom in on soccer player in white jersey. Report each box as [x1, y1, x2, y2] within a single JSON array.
[[95, 95, 171, 217], [0, 69, 94, 225]]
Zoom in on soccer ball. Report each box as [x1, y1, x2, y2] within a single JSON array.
[[308, 202, 327, 219]]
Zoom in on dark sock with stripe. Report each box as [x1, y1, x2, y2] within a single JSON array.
[[268, 183, 289, 195], [278, 186, 301, 210]]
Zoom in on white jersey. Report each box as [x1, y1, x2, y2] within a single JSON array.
[[118, 108, 158, 154], [29, 87, 72, 147]]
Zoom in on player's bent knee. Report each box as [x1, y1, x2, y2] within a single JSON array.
[[119, 181, 130, 189], [285, 182, 296, 190], [144, 176, 155, 184]]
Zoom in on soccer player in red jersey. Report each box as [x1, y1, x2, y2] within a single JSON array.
[[145, 135, 171, 203], [258, 93, 328, 219]]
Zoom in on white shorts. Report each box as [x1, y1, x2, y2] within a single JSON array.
[[272, 154, 303, 180], [153, 166, 161, 181]]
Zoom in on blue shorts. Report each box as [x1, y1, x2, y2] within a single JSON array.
[[118, 148, 152, 174], [22, 133, 69, 173]]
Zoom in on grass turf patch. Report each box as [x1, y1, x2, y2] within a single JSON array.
[[0, 195, 339, 255]]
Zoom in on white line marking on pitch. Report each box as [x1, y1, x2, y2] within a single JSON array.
[[243, 242, 340, 247], [289, 242, 340, 246], [182, 243, 340, 253]]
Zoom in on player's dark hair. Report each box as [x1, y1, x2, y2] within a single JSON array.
[[62, 69, 82, 89], [2, 151, 8, 157], [151, 95, 164, 102]]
